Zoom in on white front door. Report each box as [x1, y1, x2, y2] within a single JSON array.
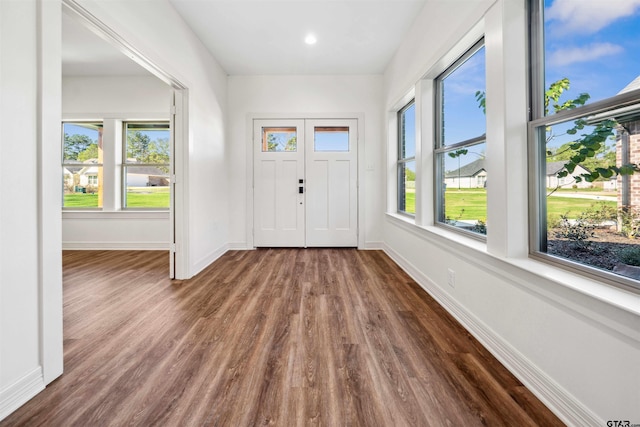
[[305, 119, 358, 246], [253, 118, 358, 247], [254, 120, 306, 247]]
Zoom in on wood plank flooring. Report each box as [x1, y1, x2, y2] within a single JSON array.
[[1, 249, 563, 426]]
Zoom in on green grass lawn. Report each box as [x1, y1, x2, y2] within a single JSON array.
[[64, 193, 100, 208], [402, 188, 617, 221], [546, 197, 615, 218], [126, 187, 170, 207], [64, 187, 169, 208], [405, 190, 416, 214], [444, 189, 487, 220]]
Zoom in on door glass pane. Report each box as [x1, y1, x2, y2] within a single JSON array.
[[262, 127, 297, 152], [314, 126, 349, 151]]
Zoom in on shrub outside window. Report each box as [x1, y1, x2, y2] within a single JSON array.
[[529, 0, 640, 291], [123, 122, 171, 209], [398, 101, 416, 215], [435, 39, 486, 236], [62, 122, 103, 209]]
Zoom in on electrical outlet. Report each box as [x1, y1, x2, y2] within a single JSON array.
[[447, 268, 455, 288]]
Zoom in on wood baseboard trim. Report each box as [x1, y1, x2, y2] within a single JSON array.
[[0, 368, 44, 422], [382, 243, 602, 427]]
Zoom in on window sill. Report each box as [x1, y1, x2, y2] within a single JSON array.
[[62, 210, 170, 220], [385, 212, 640, 321], [386, 212, 487, 253]]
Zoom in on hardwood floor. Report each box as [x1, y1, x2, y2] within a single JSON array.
[[1, 249, 563, 426]]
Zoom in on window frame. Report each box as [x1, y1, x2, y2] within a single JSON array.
[[122, 121, 171, 210], [434, 37, 486, 239], [528, 0, 640, 293], [397, 99, 416, 216], [61, 121, 104, 210]]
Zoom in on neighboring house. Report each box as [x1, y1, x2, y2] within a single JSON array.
[[64, 161, 169, 191], [615, 75, 640, 208], [126, 166, 170, 187], [546, 161, 592, 189], [445, 158, 486, 188], [63, 161, 98, 190]]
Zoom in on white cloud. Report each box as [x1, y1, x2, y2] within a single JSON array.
[[547, 0, 640, 33], [547, 42, 624, 67]]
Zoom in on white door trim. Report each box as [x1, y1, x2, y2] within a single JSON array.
[[246, 113, 365, 249]]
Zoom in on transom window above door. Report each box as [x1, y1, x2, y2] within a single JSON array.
[[314, 127, 350, 152], [262, 127, 297, 152]]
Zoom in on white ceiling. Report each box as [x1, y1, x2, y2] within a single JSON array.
[[62, 0, 428, 77], [62, 12, 151, 77], [169, 0, 428, 75]]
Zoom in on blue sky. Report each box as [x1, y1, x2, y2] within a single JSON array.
[[442, 46, 486, 146], [64, 123, 169, 145], [545, 0, 640, 104], [314, 128, 349, 151], [63, 123, 100, 140], [543, 0, 640, 151], [440, 0, 640, 170]]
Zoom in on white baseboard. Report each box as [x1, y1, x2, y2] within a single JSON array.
[[382, 243, 602, 427], [362, 241, 384, 250], [0, 368, 44, 422], [191, 243, 230, 277], [227, 242, 251, 250], [62, 241, 169, 250]]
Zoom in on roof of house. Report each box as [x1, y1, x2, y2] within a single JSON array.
[[63, 166, 83, 174], [445, 158, 485, 178], [127, 166, 169, 177], [546, 160, 590, 176], [619, 75, 640, 95]]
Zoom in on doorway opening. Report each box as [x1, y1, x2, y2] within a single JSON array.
[[62, 0, 189, 279]]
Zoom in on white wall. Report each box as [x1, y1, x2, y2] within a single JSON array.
[[63, 75, 169, 117], [383, 0, 640, 425], [1, 0, 63, 419], [76, 0, 229, 276], [62, 75, 172, 250], [227, 75, 384, 248], [2, 0, 228, 419]]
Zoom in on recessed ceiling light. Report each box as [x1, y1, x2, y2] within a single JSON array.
[[304, 34, 317, 45]]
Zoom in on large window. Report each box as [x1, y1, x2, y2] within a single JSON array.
[[123, 122, 171, 209], [398, 101, 416, 215], [62, 122, 103, 209], [435, 39, 486, 236], [530, 0, 640, 291]]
